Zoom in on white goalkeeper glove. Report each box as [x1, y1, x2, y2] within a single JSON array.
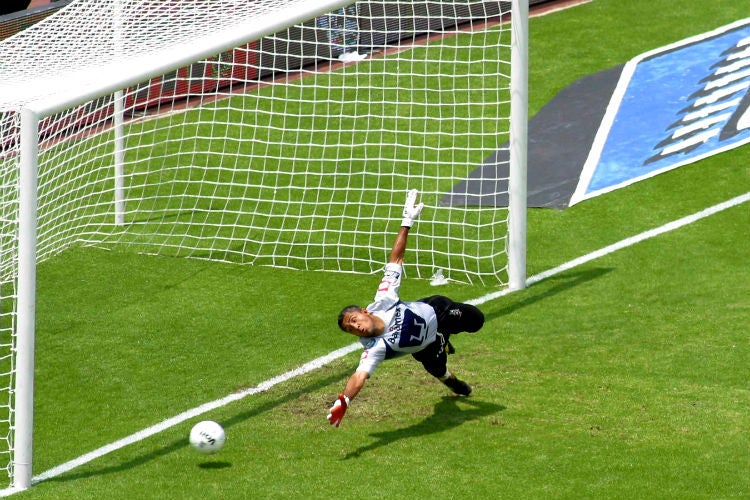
[[401, 189, 424, 228], [327, 394, 350, 427]]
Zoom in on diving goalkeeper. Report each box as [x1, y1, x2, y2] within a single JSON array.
[[328, 189, 485, 427]]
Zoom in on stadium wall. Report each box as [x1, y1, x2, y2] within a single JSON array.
[[0, 1, 71, 40], [1, 1, 551, 129]]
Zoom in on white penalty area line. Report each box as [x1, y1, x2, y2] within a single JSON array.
[[3, 191, 747, 496]]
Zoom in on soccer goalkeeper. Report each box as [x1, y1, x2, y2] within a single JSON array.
[[328, 189, 485, 427]]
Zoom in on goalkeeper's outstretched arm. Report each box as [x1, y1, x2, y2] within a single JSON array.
[[389, 189, 424, 264], [328, 189, 424, 428]]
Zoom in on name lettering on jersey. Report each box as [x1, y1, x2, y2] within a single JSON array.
[[387, 308, 403, 343]]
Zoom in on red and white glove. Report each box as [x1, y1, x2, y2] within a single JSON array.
[[401, 189, 424, 228], [327, 394, 350, 427]]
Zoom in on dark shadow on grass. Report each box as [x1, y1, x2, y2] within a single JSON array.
[[343, 396, 505, 459], [483, 267, 613, 323], [40, 365, 352, 484], [197, 461, 232, 469]]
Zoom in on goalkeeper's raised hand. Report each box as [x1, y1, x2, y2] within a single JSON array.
[[327, 394, 350, 427], [401, 189, 424, 228]]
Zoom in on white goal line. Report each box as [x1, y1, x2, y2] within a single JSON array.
[[2, 191, 747, 495]]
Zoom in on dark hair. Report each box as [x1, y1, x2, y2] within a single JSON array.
[[337, 305, 362, 331]]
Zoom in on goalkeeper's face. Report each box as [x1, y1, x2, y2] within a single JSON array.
[[340, 309, 383, 338]]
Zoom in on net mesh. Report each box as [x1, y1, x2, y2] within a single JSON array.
[[0, 1, 515, 484]]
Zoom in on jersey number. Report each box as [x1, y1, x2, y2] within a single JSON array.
[[399, 313, 427, 349]]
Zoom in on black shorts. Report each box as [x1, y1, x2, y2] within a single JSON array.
[[418, 295, 484, 335], [411, 332, 450, 379], [411, 296, 485, 379]]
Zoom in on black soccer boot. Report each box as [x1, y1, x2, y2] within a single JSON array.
[[441, 374, 472, 396]]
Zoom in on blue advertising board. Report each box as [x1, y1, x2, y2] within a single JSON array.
[[571, 19, 750, 204]]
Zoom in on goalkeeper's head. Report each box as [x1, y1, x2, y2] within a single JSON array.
[[337, 305, 384, 337]]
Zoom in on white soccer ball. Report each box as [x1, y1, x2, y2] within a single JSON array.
[[189, 420, 226, 454]]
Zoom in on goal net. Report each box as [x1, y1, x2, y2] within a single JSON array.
[[0, 0, 526, 490]]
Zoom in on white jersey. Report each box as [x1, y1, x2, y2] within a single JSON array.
[[356, 263, 438, 375]]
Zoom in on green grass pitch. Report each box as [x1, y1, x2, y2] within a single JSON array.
[[14, 0, 750, 498]]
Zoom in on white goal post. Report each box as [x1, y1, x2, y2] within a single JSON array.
[[0, 0, 527, 491]]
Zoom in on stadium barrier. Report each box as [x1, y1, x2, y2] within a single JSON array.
[[1, 1, 551, 139], [0, 1, 71, 39]]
